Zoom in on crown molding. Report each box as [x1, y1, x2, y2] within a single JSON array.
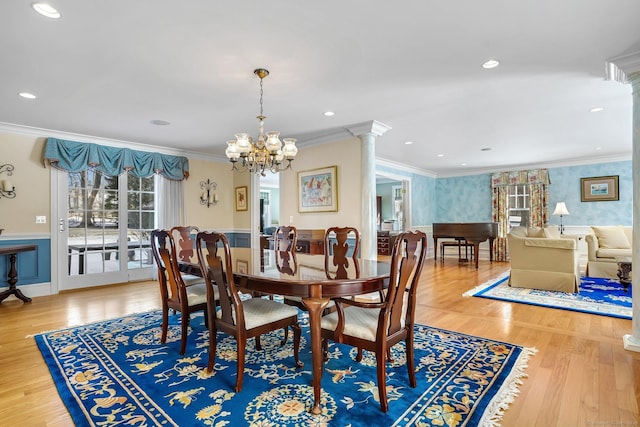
[[606, 50, 640, 83], [0, 121, 225, 162], [376, 157, 438, 178]]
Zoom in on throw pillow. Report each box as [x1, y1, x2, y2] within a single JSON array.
[[527, 227, 545, 238], [543, 226, 561, 239], [591, 226, 631, 249]]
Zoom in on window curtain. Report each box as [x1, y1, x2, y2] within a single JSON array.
[[157, 177, 186, 229], [44, 138, 189, 180], [491, 169, 550, 261]]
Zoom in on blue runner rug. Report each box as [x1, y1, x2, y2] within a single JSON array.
[[464, 273, 632, 319], [35, 310, 535, 426]]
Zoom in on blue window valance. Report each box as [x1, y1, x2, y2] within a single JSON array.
[[44, 138, 189, 181]]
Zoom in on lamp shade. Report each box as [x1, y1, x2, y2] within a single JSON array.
[[552, 202, 570, 216]]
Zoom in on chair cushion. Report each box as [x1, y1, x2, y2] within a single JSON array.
[[181, 274, 204, 287], [596, 248, 632, 259], [592, 226, 631, 249], [219, 298, 299, 330], [321, 306, 406, 342], [185, 283, 208, 306]]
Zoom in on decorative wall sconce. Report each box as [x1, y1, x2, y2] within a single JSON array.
[[200, 179, 218, 208], [0, 164, 16, 199]]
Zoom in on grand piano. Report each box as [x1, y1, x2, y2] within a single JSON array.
[[432, 222, 498, 269]]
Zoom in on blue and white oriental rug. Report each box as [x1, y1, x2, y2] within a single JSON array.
[[35, 310, 535, 426], [465, 273, 631, 319]]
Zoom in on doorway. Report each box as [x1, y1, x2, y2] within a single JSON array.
[[375, 173, 411, 232]]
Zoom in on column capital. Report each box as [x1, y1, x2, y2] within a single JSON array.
[[347, 120, 392, 138], [606, 50, 640, 83]]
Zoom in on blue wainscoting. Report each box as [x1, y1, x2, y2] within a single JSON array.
[[0, 239, 51, 287]]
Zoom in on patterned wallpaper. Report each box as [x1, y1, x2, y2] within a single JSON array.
[[379, 160, 632, 227], [435, 160, 632, 226]]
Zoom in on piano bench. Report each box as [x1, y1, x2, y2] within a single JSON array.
[[440, 240, 474, 262]]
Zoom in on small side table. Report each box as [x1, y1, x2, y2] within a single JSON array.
[[616, 257, 632, 293], [0, 244, 37, 303]]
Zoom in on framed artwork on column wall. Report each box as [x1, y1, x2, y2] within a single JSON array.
[[235, 186, 248, 211], [297, 166, 338, 213]]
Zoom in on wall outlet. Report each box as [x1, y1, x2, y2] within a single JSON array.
[[289, 215, 294, 223], [36, 216, 46, 224]]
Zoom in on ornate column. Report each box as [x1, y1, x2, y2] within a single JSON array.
[[347, 121, 392, 260], [607, 51, 640, 351]]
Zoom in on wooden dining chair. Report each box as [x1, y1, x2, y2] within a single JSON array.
[[195, 231, 302, 392], [324, 226, 360, 280], [150, 229, 210, 355], [320, 230, 427, 412]]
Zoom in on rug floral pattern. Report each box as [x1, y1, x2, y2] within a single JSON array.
[[35, 310, 535, 426]]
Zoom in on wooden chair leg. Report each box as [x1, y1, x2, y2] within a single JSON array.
[[406, 335, 416, 388], [161, 307, 169, 344], [235, 338, 246, 392], [207, 319, 217, 372], [179, 314, 188, 355], [255, 335, 262, 351], [280, 326, 289, 346], [376, 348, 389, 413], [293, 324, 303, 367], [355, 347, 364, 362]]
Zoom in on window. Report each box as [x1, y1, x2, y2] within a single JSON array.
[[508, 184, 530, 229], [126, 174, 155, 269]]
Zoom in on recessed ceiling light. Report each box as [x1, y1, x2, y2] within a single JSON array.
[[590, 107, 604, 113], [480, 147, 492, 151], [323, 111, 335, 116], [595, 147, 602, 151], [482, 59, 500, 69], [150, 119, 170, 126], [461, 163, 468, 166], [19, 92, 36, 99], [31, 3, 61, 19], [404, 141, 413, 145], [437, 154, 444, 157]]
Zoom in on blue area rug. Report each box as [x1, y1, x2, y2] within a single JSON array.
[[35, 310, 535, 426], [464, 273, 632, 319]]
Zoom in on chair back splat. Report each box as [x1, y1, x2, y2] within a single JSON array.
[[324, 226, 360, 280], [274, 225, 297, 252], [170, 225, 200, 263], [320, 230, 427, 412]]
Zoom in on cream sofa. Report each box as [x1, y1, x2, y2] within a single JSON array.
[[507, 226, 580, 293], [585, 226, 632, 279]]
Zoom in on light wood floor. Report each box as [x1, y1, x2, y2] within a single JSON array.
[[1, 257, 638, 426]]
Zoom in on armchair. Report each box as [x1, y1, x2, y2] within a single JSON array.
[[507, 226, 580, 293]]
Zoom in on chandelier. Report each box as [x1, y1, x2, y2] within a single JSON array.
[[224, 68, 298, 175]]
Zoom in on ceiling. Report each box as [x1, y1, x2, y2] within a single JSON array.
[[2, 1, 639, 177]]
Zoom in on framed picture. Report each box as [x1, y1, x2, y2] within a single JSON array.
[[298, 166, 338, 213], [580, 175, 619, 202], [236, 260, 248, 274], [235, 186, 248, 211]]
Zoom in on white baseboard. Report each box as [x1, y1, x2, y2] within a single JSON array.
[[0, 282, 55, 301]]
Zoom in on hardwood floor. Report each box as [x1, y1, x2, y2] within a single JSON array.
[[0, 257, 638, 426]]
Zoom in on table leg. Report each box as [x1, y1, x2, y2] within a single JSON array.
[[302, 297, 329, 415], [473, 243, 480, 269], [0, 253, 31, 303]]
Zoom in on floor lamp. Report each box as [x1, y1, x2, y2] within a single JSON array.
[[552, 202, 570, 234]]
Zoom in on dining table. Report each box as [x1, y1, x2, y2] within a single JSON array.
[[181, 249, 390, 415]]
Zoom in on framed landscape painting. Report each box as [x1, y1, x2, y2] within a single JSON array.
[[298, 166, 338, 213], [581, 175, 619, 202]]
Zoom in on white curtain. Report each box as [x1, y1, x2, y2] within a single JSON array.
[[157, 177, 185, 229]]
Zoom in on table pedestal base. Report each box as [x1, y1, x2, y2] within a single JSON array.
[[0, 285, 31, 303]]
